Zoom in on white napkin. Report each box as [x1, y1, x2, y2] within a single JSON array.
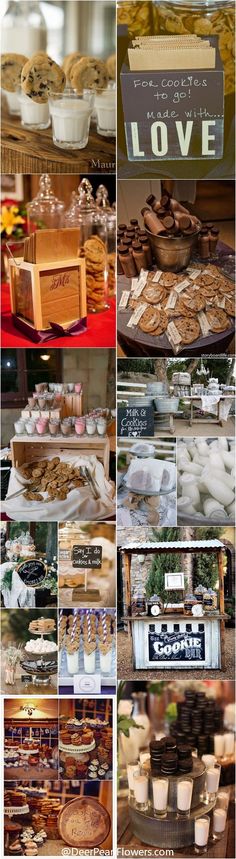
[[201, 395, 233, 421], [0, 564, 36, 608], [3, 454, 115, 522]]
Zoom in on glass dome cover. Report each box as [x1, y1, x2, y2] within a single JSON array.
[[27, 174, 65, 232]]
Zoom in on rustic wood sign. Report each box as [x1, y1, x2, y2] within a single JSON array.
[[148, 628, 205, 662], [72, 545, 102, 569], [40, 266, 80, 328], [17, 559, 46, 587], [118, 405, 154, 437], [121, 45, 224, 161]]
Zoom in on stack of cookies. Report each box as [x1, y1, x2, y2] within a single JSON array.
[[83, 236, 107, 312]]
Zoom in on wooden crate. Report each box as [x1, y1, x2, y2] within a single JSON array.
[[10, 435, 110, 477], [9, 256, 86, 336]]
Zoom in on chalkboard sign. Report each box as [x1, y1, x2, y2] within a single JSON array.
[[121, 44, 224, 161], [118, 405, 154, 438], [72, 545, 102, 569], [17, 559, 46, 587], [148, 629, 205, 662]]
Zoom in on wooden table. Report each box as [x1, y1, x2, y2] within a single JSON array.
[[185, 396, 234, 427], [1, 111, 115, 174], [118, 787, 235, 857]]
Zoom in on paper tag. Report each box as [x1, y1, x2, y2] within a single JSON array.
[[174, 279, 190, 294], [152, 269, 162, 283], [165, 291, 177, 309], [73, 674, 101, 694], [198, 311, 210, 336], [167, 321, 182, 344], [119, 291, 130, 309], [188, 269, 201, 280], [217, 297, 226, 309], [127, 303, 148, 327], [131, 277, 139, 292], [202, 268, 216, 278], [132, 280, 146, 298]]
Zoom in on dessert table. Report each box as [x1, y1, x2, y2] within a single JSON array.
[[1, 282, 116, 347], [185, 396, 234, 427]]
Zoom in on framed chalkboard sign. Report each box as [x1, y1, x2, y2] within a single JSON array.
[[118, 405, 154, 438], [148, 629, 205, 662], [17, 559, 46, 587], [72, 545, 102, 569]]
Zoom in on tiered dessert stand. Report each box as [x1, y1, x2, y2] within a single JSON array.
[[129, 759, 215, 849], [20, 628, 57, 686]]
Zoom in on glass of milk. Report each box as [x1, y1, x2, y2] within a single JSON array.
[[84, 646, 96, 674], [127, 763, 140, 799], [18, 92, 50, 130], [205, 764, 221, 802], [2, 90, 20, 116], [194, 816, 210, 854], [99, 646, 113, 675], [94, 89, 116, 137], [49, 91, 92, 150], [133, 771, 149, 811], [212, 808, 227, 840], [66, 646, 79, 675], [177, 778, 193, 817], [152, 777, 169, 817]]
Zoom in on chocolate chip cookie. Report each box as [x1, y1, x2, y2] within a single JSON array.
[[106, 53, 116, 79], [62, 51, 84, 81], [174, 317, 201, 344], [142, 283, 166, 304], [206, 309, 230, 332], [71, 56, 108, 94], [139, 306, 161, 333], [1, 53, 28, 92], [21, 54, 66, 103]]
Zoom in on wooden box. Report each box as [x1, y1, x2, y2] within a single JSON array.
[[10, 434, 110, 478], [9, 256, 87, 341]]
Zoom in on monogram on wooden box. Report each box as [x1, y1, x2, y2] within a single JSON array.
[[9, 228, 87, 342]]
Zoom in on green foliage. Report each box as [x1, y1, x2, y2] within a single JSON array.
[[165, 703, 177, 723], [146, 528, 181, 601], [117, 359, 155, 374], [1, 567, 14, 591], [148, 681, 165, 697], [117, 682, 144, 739], [192, 526, 224, 590]]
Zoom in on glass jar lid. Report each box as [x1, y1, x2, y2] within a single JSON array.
[[27, 174, 64, 227], [156, 1, 233, 7]]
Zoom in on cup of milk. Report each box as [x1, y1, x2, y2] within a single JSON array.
[[49, 91, 92, 149], [194, 816, 210, 854], [94, 89, 116, 137], [2, 90, 20, 116], [18, 91, 50, 130]]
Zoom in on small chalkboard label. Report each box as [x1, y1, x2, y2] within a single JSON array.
[[17, 559, 46, 587], [118, 405, 154, 438], [59, 549, 71, 560], [72, 545, 102, 569]]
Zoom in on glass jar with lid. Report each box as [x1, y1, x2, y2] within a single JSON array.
[[1, 1, 47, 55], [117, 1, 154, 36], [27, 174, 65, 233], [154, 1, 235, 96], [64, 178, 109, 313]]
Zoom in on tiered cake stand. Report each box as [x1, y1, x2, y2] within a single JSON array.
[[129, 759, 216, 849], [21, 629, 57, 686]]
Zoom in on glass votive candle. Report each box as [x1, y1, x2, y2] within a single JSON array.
[[212, 808, 227, 840], [49, 91, 92, 149], [133, 771, 149, 812], [205, 764, 221, 801], [94, 88, 116, 137], [194, 816, 210, 854], [177, 778, 193, 817], [151, 777, 169, 818], [223, 733, 234, 756], [3, 89, 20, 115], [127, 763, 140, 799], [214, 734, 225, 758], [18, 91, 50, 130]]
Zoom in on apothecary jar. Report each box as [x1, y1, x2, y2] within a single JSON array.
[[27, 174, 65, 233]]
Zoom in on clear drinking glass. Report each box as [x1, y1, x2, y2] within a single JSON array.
[[151, 777, 169, 817], [205, 764, 221, 802], [212, 808, 227, 840], [133, 771, 149, 811], [18, 92, 50, 130], [49, 91, 92, 150], [177, 778, 193, 817], [194, 815, 210, 855]]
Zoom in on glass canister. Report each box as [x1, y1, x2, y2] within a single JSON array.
[[117, 1, 154, 36], [27, 174, 65, 233], [154, 1, 235, 97], [107, 209, 116, 298], [64, 178, 109, 312], [96, 184, 111, 209], [1, 1, 47, 55]]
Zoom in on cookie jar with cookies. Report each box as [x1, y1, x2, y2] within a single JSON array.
[[64, 179, 110, 313]]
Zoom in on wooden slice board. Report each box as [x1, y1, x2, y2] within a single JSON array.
[[58, 796, 111, 848]]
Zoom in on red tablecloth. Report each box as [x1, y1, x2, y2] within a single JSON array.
[[1, 282, 116, 348]]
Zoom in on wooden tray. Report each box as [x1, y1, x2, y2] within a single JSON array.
[[58, 796, 111, 848]]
